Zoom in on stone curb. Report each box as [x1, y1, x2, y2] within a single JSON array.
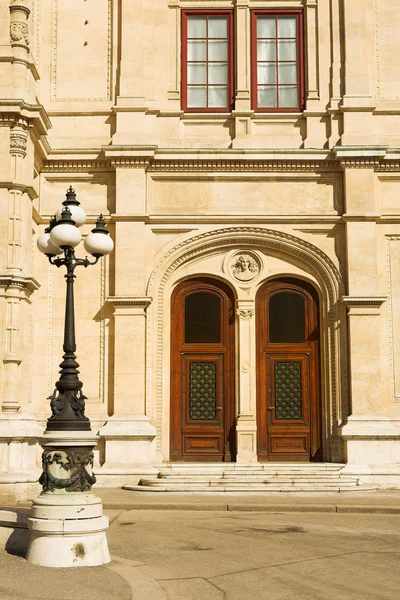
[[101, 502, 400, 514]]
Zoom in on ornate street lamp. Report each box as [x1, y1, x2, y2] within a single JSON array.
[[27, 187, 113, 567]]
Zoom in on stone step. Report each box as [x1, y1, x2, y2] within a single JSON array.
[[141, 478, 359, 488], [132, 484, 375, 493], [157, 463, 346, 472], [151, 475, 355, 485]]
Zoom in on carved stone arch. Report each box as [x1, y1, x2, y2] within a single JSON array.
[[146, 227, 347, 462]]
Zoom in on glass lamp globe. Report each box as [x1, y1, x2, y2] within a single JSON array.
[[56, 204, 86, 227], [50, 207, 82, 248], [84, 215, 114, 257], [37, 232, 63, 256], [55, 186, 86, 227]]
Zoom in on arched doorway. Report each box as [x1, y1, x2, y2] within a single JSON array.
[[256, 278, 322, 461], [170, 278, 236, 462]]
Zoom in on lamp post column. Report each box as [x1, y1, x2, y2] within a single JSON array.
[[27, 189, 113, 568]]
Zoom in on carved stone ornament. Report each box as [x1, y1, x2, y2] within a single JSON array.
[[230, 252, 261, 282], [39, 448, 96, 493], [10, 21, 29, 46], [236, 309, 255, 320], [10, 129, 28, 157]]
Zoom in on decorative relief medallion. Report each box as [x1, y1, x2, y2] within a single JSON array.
[[229, 252, 261, 282]]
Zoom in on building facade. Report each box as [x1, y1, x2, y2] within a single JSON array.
[[1, 0, 400, 498]]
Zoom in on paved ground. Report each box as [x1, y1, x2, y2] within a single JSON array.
[[1, 489, 400, 599]]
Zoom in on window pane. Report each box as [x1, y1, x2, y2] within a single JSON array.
[[208, 17, 227, 38], [188, 63, 206, 84], [188, 40, 206, 61], [278, 17, 297, 38], [258, 63, 276, 84], [208, 63, 228, 84], [278, 62, 297, 84], [257, 17, 276, 38], [208, 86, 228, 107], [257, 40, 276, 61], [185, 293, 221, 343], [258, 86, 277, 108], [188, 17, 206, 38], [278, 85, 298, 106], [269, 292, 305, 343], [208, 40, 228, 61], [187, 86, 207, 108], [278, 40, 297, 61]]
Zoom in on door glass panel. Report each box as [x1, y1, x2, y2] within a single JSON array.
[[269, 292, 305, 343], [274, 361, 302, 420], [185, 292, 221, 343], [189, 362, 217, 420]]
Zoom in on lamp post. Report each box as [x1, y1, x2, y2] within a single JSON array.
[[26, 187, 113, 567]]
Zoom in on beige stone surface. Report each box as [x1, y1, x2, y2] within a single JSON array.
[[1, 0, 400, 493]]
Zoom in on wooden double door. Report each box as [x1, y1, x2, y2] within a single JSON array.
[[170, 277, 321, 462]]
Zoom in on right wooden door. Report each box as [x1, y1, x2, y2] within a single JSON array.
[[256, 279, 321, 461]]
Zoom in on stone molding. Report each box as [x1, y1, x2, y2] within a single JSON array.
[[39, 151, 400, 175], [146, 226, 347, 458], [51, 0, 112, 102]]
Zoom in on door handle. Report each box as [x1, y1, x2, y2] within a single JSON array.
[[267, 407, 274, 411], [216, 407, 223, 411]]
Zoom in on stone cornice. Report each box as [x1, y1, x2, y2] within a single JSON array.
[[0, 275, 40, 295], [107, 297, 152, 308], [334, 145, 389, 169], [37, 146, 400, 174], [342, 296, 387, 316], [0, 100, 51, 135]]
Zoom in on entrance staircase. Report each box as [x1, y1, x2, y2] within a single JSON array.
[[130, 463, 376, 493]]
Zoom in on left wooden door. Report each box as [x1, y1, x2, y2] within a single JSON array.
[[170, 279, 236, 462]]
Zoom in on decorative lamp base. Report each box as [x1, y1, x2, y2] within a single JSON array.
[[26, 493, 110, 567], [26, 430, 110, 567]]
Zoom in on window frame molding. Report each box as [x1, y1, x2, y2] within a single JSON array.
[[181, 9, 235, 113], [250, 9, 305, 113]]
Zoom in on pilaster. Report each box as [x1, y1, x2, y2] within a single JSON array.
[[236, 300, 257, 463], [97, 297, 157, 483]]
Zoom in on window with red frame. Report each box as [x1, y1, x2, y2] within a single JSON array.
[[251, 11, 304, 112], [181, 11, 234, 112]]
